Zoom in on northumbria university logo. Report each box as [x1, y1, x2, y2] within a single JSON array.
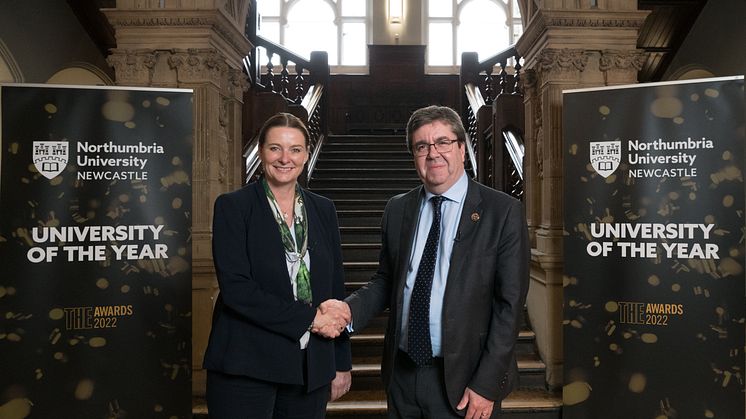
[[590, 140, 621, 178], [33, 141, 69, 179]]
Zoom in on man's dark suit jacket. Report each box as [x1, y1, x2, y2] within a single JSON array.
[[346, 178, 529, 411], [203, 180, 351, 391]]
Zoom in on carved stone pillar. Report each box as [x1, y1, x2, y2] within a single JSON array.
[[103, 1, 251, 398], [516, 3, 649, 389]]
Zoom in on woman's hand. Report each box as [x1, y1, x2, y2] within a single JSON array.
[[312, 300, 351, 338], [329, 370, 352, 401]]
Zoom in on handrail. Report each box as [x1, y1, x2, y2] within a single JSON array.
[[301, 83, 323, 116], [464, 83, 486, 114], [503, 128, 524, 180], [300, 83, 325, 178], [460, 45, 522, 101], [464, 134, 478, 178], [463, 83, 489, 181], [243, 138, 261, 185], [245, 2, 329, 100]]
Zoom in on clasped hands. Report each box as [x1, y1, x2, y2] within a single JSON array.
[[311, 299, 351, 338]]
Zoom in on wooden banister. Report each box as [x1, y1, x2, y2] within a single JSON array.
[[296, 83, 326, 179], [463, 83, 492, 183], [460, 45, 524, 199], [242, 0, 330, 186]]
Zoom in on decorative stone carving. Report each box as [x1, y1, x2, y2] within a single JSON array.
[[522, 68, 538, 91], [103, 9, 252, 70], [522, 69, 544, 180], [167, 49, 227, 85], [225, 68, 250, 101], [536, 48, 589, 77], [107, 50, 156, 86], [599, 49, 647, 71], [544, 16, 647, 29], [218, 99, 230, 185]]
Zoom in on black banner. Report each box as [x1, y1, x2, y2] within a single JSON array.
[[0, 85, 192, 418], [563, 77, 745, 418]]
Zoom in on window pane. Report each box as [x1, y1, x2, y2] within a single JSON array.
[[342, 0, 366, 16], [429, 0, 452, 17], [342, 22, 367, 65], [428, 22, 453, 65], [286, 0, 338, 63], [257, 0, 280, 17], [458, 0, 507, 62], [258, 20, 280, 44], [512, 22, 523, 44], [512, 0, 521, 18]]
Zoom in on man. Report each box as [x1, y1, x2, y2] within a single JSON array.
[[323, 105, 529, 418]]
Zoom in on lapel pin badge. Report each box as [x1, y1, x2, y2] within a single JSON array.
[[471, 212, 480, 222]]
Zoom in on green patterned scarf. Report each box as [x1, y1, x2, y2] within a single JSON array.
[[262, 178, 312, 304]]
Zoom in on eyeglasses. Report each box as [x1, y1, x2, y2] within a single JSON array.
[[412, 138, 460, 156]]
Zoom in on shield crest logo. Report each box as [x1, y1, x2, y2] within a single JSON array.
[[33, 141, 69, 180], [589, 140, 621, 178]]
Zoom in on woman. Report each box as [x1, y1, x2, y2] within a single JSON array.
[[204, 113, 352, 418]]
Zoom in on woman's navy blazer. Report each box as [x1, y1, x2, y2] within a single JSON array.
[[203, 180, 351, 391]]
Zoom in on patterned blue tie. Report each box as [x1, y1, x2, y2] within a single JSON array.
[[408, 195, 443, 366]]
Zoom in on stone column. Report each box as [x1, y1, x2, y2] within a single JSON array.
[[103, 0, 251, 397], [516, 2, 648, 389]]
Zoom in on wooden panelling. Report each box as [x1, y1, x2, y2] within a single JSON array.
[[637, 0, 707, 81], [328, 45, 460, 134]]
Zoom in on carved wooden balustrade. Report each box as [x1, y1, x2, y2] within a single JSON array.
[[242, 1, 330, 185], [460, 46, 525, 200]]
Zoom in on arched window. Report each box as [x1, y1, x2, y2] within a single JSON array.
[[257, 0, 369, 68], [426, 0, 522, 72]]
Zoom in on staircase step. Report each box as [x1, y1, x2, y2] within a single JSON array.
[[333, 199, 390, 211], [342, 243, 382, 262], [316, 188, 410, 201], [324, 388, 561, 418], [193, 387, 561, 419], [350, 333, 385, 359], [337, 210, 384, 227], [515, 329, 537, 356], [320, 150, 411, 160], [343, 262, 378, 283], [312, 178, 421, 189], [348, 330, 538, 359], [313, 168, 417, 179], [326, 135, 405, 144], [340, 226, 382, 243], [315, 159, 415, 169], [323, 142, 409, 152], [345, 280, 375, 294], [346, 354, 545, 380]]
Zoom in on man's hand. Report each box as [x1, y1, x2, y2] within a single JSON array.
[[456, 387, 495, 419], [311, 299, 351, 338], [329, 370, 352, 401]]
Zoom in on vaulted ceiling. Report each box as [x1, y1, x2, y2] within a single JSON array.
[[67, 0, 708, 83]]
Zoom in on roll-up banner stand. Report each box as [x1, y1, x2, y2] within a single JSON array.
[[563, 76, 745, 418], [0, 84, 193, 418]]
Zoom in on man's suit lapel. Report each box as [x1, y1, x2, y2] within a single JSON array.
[[394, 187, 423, 331], [446, 179, 483, 285]]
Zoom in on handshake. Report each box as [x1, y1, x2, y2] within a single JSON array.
[[311, 299, 351, 338]]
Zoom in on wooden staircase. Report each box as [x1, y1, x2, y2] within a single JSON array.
[[311, 134, 562, 418]]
